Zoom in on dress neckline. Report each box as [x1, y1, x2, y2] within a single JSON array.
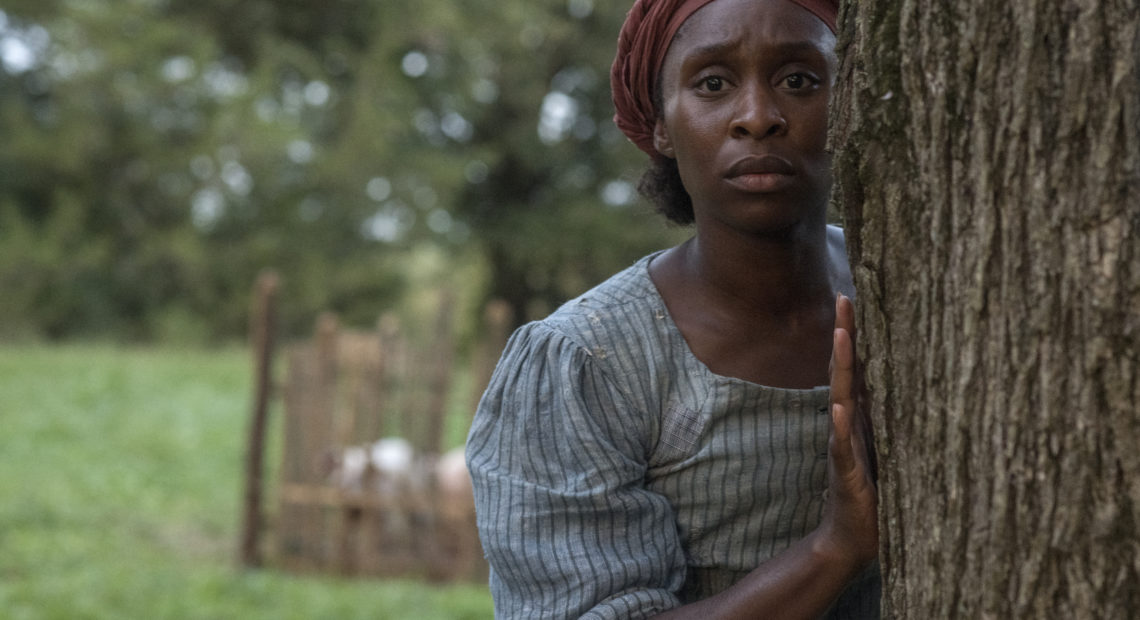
[[633, 252, 830, 395]]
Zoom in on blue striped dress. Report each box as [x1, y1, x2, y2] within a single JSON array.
[[466, 253, 881, 619]]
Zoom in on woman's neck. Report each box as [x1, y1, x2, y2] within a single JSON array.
[[680, 223, 837, 320], [648, 221, 847, 388]]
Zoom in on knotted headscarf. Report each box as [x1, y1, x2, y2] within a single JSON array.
[[611, 0, 839, 159]]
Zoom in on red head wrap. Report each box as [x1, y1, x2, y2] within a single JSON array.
[[610, 0, 839, 159]]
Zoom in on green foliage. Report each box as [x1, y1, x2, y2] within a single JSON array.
[[0, 0, 686, 342], [0, 344, 493, 619]]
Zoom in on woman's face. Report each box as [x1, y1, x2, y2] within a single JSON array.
[[653, 0, 837, 237]]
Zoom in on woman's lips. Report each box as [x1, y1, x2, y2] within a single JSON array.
[[724, 155, 795, 193]]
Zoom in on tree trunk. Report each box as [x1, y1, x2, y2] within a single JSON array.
[[832, 1, 1140, 618]]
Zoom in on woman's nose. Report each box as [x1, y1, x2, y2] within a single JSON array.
[[731, 84, 787, 139]]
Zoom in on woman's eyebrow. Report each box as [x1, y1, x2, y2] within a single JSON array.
[[681, 40, 742, 67], [682, 39, 827, 67], [767, 40, 829, 59], [685, 40, 741, 61]]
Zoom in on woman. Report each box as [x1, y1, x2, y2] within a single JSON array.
[[466, 0, 880, 617]]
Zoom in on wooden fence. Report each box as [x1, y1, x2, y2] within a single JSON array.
[[240, 273, 511, 582]]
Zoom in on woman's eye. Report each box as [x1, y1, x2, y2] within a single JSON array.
[[701, 76, 725, 92], [782, 73, 817, 90]]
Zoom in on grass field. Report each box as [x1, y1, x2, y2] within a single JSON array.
[[0, 344, 494, 619]]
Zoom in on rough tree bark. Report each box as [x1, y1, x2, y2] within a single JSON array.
[[831, 1, 1140, 618]]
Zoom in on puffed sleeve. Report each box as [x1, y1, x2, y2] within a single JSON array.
[[466, 321, 686, 619]]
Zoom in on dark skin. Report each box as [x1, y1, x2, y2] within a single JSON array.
[[643, 0, 878, 617], [652, 230, 852, 388]]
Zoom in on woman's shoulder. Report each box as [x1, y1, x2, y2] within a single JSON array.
[[478, 252, 694, 454], [539, 252, 672, 353], [492, 252, 685, 405]]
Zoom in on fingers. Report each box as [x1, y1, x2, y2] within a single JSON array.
[[835, 293, 878, 483], [830, 325, 854, 411], [830, 293, 868, 481], [830, 402, 855, 476], [830, 292, 855, 397], [835, 293, 856, 343], [824, 294, 880, 567], [849, 408, 874, 478]]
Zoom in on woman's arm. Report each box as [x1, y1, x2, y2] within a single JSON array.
[[467, 323, 688, 619], [652, 294, 879, 620]]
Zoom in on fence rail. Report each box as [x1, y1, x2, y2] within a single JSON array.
[[240, 276, 510, 582]]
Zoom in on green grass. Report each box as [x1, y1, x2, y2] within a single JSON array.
[[0, 344, 493, 619]]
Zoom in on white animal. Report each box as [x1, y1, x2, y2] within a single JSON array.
[[327, 436, 440, 498], [434, 447, 472, 499], [369, 437, 415, 474]]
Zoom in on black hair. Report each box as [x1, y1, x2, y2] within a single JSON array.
[[638, 157, 693, 225], [637, 72, 695, 225]]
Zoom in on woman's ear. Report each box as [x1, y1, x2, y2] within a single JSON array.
[[653, 119, 676, 159]]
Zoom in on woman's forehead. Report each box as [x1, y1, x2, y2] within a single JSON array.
[[668, 0, 835, 61], [608, 0, 837, 158]]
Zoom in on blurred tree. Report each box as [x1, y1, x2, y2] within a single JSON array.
[[0, 0, 683, 342], [425, 0, 687, 324]]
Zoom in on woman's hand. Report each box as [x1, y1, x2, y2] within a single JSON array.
[[817, 293, 878, 571], [651, 294, 880, 620]]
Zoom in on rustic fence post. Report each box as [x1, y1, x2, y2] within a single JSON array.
[[239, 270, 279, 568], [271, 295, 488, 581], [424, 290, 456, 455], [470, 299, 513, 416]]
